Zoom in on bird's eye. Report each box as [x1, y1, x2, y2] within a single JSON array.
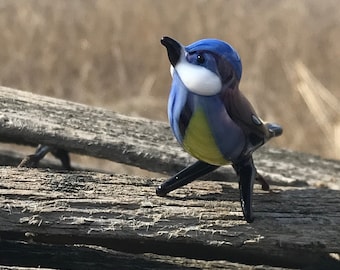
[[196, 54, 205, 64]]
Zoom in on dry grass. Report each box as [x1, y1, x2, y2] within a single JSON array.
[[0, 0, 339, 163]]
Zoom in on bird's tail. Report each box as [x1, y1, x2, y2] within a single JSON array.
[[265, 122, 283, 139]]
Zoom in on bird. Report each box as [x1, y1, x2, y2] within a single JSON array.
[[156, 36, 283, 223]]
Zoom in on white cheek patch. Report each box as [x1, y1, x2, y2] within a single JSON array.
[[174, 57, 222, 96], [170, 65, 174, 78]]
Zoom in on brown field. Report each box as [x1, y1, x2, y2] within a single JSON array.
[[0, 0, 339, 171]]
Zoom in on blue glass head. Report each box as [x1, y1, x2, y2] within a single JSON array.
[[185, 39, 242, 81]]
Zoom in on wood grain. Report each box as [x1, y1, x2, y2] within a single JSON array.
[[1, 167, 339, 269], [0, 87, 339, 189], [1, 87, 340, 269]]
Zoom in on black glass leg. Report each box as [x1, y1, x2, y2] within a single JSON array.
[[156, 160, 219, 197], [234, 157, 256, 223]]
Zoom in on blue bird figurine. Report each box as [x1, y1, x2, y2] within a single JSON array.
[[157, 36, 283, 223]]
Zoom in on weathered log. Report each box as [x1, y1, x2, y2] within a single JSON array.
[[0, 86, 339, 189], [1, 167, 340, 269], [1, 87, 340, 269]]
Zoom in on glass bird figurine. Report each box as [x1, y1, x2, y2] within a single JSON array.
[[156, 36, 283, 223]]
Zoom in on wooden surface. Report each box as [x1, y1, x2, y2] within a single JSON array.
[[1, 87, 340, 269], [0, 86, 339, 188], [1, 167, 340, 269]]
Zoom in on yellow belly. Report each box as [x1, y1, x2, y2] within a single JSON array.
[[182, 108, 230, 166]]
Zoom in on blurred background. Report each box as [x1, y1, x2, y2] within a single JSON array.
[[0, 0, 339, 172]]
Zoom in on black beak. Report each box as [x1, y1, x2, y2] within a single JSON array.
[[161, 36, 182, 67]]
